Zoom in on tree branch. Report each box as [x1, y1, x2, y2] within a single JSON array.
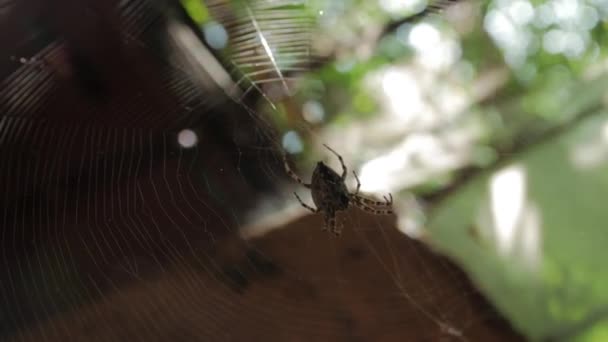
[[421, 101, 606, 210]]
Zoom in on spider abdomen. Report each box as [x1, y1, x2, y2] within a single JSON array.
[[310, 162, 350, 211]]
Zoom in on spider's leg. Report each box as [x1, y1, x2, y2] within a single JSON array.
[[325, 212, 341, 235], [384, 193, 393, 206], [283, 154, 311, 188], [323, 213, 330, 231], [352, 170, 361, 196], [353, 193, 393, 207], [353, 197, 393, 215], [323, 144, 347, 180], [333, 218, 343, 236], [293, 192, 317, 213]]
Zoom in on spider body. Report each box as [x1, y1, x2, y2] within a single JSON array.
[[310, 161, 350, 212], [284, 144, 393, 236]]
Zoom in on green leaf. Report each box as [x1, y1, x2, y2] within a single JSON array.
[[181, 0, 209, 25]]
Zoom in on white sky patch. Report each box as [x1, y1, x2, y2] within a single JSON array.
[[488, 0, 597, 63], [552, 0, 580, 23], [508, 0, 535, 26], [410, 23, 461, 71], [409, 23, 441, 52], [359, 153, 401, 193], [534, 3, 556, 28], [543, 29, 586, 57], [489, 164, 526, 256], [485, 10, 518, 46], [484, 7, 533, 67], [357, 130, 473, 193], [382, 68, 424, 121], [562, 31, 586, 58], [543, 29, 566, 54], [490, 164, 542, 271], [579, 5, 599, 30], [177, 129, 198, 148]]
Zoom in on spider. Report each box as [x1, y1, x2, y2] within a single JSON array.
[[284, 144, 393, 236]]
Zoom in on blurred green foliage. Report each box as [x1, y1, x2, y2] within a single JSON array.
[[181, 0, 209, 24], [429, 100, 608, 340]]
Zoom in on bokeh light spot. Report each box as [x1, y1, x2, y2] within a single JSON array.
[[282, 131, 303, 154], [409, 23, 440, 52], [178, 129, 198, 148], [203, 21, 229, 50], [302, 100, 325, 124]]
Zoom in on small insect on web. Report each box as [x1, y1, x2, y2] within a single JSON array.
[[283, 144, 393, 236]]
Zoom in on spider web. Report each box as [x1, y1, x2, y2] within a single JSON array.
[[0, 0, 521, 341]]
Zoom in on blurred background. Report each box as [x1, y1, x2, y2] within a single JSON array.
[[1, 0, 607, 340]]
